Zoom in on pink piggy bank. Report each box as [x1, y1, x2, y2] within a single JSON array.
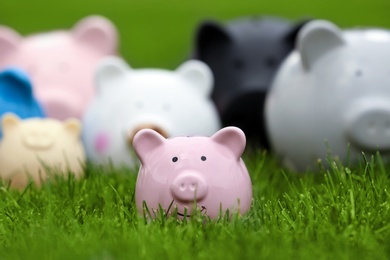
[[0, 15, 118, 120], [133, 127, 253, 219]]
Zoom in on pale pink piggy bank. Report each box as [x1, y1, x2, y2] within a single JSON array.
[[133, 127, 253, 219], [0, 15, 118, 120]]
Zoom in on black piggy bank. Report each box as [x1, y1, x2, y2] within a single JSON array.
[[193, 16, 308, 148]]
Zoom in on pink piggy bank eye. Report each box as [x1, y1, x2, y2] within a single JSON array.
[[201, 156, 207, 161], [27, 65, 38, 75], [172, 157, 178, 162], [58, 62, 70, 73]]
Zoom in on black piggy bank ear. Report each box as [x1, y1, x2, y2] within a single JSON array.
[[284, 19, 312, 47], [194, 21, 232, 59]]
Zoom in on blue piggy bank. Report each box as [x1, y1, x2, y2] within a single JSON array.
[[0, 68, 45, 138]]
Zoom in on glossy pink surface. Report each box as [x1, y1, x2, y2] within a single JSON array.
[[0, 16, 118, 120], [133, 127, 253, 219]]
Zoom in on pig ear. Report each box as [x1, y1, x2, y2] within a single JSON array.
[[194, 21, 231, 59], [72, 15, 118, 54], [63, 118, 81, 137], [132, 129, 166, 164], [298, 20, 345, 70], [176, 60, 213, 97], [2, 113, 20, 136], [0, 68, 34, 103], [0, 26, 22, 59], [95, 56, 131, 95], [211, 127, 246, 159]]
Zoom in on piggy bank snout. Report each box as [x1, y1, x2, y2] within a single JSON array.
[[23, 132, 53, 150], [170, 172, 208, 202], [45, 101, 79, 120], [346, 103, 390, 151]]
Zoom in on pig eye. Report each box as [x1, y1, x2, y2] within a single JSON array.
[[265, 57, 276, 67], [58, 62, 70, 72], [135, 101, 143, 109], [172, 157, 178, 162], [201, 156, 207, 161], [233, 59, 244, 70], [27, 65, 38, 75], [162, 103, 171, 111], [355, 70, 363, 77]]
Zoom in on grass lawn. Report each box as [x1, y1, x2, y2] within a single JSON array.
[[0, 152, 390, 259], [1, 0, 390, 259]]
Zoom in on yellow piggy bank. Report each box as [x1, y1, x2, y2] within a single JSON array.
[[0, 113, 86, 189]]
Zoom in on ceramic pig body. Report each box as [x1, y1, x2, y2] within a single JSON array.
[[83, 57, 221, 168], [133, 127, 252, 219], [193, 16, 308, 147], [0, 68, 45, 138], [0, 114, 85, 188], [0, 15, 118, 120], [265, 20, 390, 172]]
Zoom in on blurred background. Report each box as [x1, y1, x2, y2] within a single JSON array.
[[0, 0, 389, 69]]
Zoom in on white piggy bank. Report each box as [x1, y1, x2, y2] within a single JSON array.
[[265, 20, 390, 172], [83, 57, 221, 168]]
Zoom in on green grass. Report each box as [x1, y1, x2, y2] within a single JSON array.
[[0, 151, 390, 259]]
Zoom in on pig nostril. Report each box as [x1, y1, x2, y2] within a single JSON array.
[[162, 103, 171, 111], [385, 122, 390, 135], [135, 101, 143, 109], [177, 182, 198, 191], [190, 183, 196, 191], [58, 62, 70, 72], [368, 121, 377, 135]]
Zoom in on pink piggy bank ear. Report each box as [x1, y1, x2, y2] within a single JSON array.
[[72, 15, 118, 54], [211, 127, 246, 160], [0, 26, 22, 59], [133, 129, 166, 164]]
